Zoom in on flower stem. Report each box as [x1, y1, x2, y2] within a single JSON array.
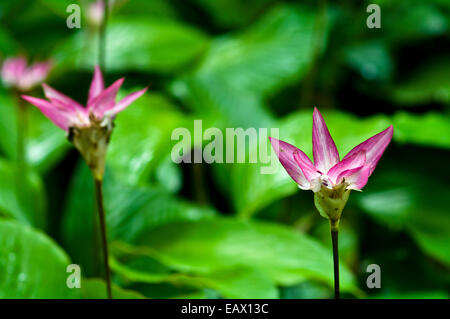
[[98, 0, 109, 71], [94, 177, 112, 299], [330, 221, 340, 299]]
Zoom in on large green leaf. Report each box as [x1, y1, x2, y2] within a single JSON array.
[[81, 278, 144, 299], [132, 217, 357, 293], [191, 0, 273, 28], [107, 92, 191, 186], [391, 58, 450, 105], [111, 255, 278, 299], [170, 4, 321, 128], [356, 165, 450, 266], [392, 111, 450, 149], [0, 158, 46, 228], [0, 220, 79, 298], [384, 3, 448, 44], [53, 17, 209, 73], [344, 41, 393, 82], [61, 161, 216, 275], [0, 90, 70, 173]]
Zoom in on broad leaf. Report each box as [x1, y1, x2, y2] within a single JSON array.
[[0, 90, 70, 173], [107, 92, 191, 185], [0, 158, 46, 228], [61, 162, 216, 276], [0, 220, 79, 298], [53, 17, 209, 74], [81, 278, 145, 299], [133, 217, 357, 293], [356, 155, 450, 266], [111, 255, 278, 299]]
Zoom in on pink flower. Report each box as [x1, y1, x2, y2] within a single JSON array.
[[22, 65, 147, 131], [88, 0, 105, 27], [270, 107, 393, 193], [1, 57, 52, 91]]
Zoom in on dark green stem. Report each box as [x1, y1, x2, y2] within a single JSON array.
[[94, 178, 112, 299], [331, 226, 340, 299], [98, 0, 109, 71]]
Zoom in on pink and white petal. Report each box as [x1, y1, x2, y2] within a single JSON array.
[[18, 62, 51, 91], [26, 61, 51, 82], [293, 150, 321, 182], [42, 84, 85, 112], [341, 165, 371, 190], [105, 87, 148, 116], [89, 77, 124, 118], [21, 95, 76, 131], [343, 125, 393, 176], [269, 137, 311, 188], [87, 65, 104, 105], [2, 57, 26, 85], [312, 107, 340, 173], [327, 150, 366, 184]]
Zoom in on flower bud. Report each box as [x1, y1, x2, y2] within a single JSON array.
[[314, 183, 350, 230], [69, 114, 113, 180]]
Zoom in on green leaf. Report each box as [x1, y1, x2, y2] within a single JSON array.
[[356, 163, 450, 266], [191, 0, 273, 28], [133, 217, 356, 293], [53, 17, 209, 74], [344, 41, 393, 81], [0, 27, 19, 56], [385, 3, 448, 44], [170, 4, 321, 128], [107, 92, 190, 185], [392, 111, 450, 149], [374, 291, 449, 299], [0, 158, 46, 228], [391, 58, 450, 105], [111, 255, 278, 299], [0, 220, 79, 298], [81, 278, 145, 299], [61, 161, 216, 275], [0, 90, 70, 173]]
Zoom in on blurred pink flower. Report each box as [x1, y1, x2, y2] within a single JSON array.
[[1, 57, 52, 92], [88, 0, 105, 27], [270, 107, 393, 192], [22, 65, 147, 131]]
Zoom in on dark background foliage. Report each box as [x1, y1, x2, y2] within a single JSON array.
[[0, 0, 449, 298]]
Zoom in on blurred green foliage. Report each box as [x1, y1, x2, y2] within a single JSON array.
[[0, 0, 449, 299]]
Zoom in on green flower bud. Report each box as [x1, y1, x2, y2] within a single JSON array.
[[314, 182, 350, 231], [69, 114, 113, 180]]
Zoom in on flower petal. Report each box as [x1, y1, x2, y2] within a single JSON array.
[[1, 57, 26, 86], [293, 150, 321, 182], [269, 137, 311, 188], [105, 87, 148, 116], [342, 165, 371, 190], [89, 77, 124, 118], [343, 125, 393, 176], [312, 107, 340, 173], [22, 95, 77, 131], [87, 65, 104, 106], [42, 83, 85, 112], [327, 150, 366, 185], [19, 61, 52, 90]]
